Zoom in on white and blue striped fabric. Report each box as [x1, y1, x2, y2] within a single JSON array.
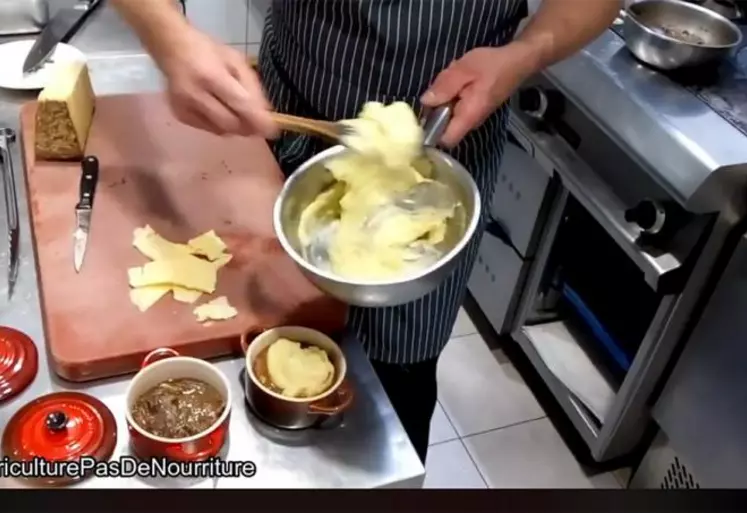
[[259, 0, 527, 364]]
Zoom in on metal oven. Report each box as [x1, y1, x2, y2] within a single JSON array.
[[499, 73, 741, 463]]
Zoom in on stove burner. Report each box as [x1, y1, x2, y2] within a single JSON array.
[[238, 370, 344, 445], [610, 23, 747, 137]]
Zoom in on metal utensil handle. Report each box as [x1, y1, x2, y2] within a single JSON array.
[[77, 155, 99, 210], [422, 104, 453, 148], [0, 129, 18, 236], [75, 0, 100, 12], [66, 0, 102, 43]]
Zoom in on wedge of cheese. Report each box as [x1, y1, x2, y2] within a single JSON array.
[[128, 256, 217, 293], [188, 230, 228, 261], [193, 296, 238, 323], [129, 285, 170, 312], [133, 225, 193, 261], [35, 60, 95, 161]]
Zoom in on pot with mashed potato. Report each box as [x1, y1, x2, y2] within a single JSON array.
[[273, 102, 481, 307], [242, 326, 354, 429]]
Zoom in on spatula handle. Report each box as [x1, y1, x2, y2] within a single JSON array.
[[270, 113, 341, 142]]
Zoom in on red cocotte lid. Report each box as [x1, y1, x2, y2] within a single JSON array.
[[0, 326, 38, 405], [1, 392, 117, 486]]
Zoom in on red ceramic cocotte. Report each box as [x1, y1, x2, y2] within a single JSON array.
[[124, 348, 232, 461]]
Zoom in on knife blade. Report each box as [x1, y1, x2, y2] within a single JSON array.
[[74, 155, 99, 273], [23, 0, 101, 74]]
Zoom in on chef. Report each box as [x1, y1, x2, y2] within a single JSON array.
[[112, 0, 620, 464]]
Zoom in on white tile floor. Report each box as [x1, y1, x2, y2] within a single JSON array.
[[425, 308, 627, 489]]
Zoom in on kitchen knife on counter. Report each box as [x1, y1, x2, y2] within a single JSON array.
[[73, 156, 99, 273], [23, 0, 101, 74]]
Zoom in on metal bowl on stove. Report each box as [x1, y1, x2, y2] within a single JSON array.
[[273, 145, 481, 307], [621, 0, 743, 70]]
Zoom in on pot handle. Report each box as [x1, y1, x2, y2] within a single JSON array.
[[141, 348, 180, 368], [239, 327, 270, 354], [308, 379, 355, 416], [421, 103, 453, 148]]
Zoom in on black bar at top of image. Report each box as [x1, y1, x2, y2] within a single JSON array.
[[0, 489, 745, 513]]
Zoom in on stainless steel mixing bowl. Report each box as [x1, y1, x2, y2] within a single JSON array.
[[622, 0, 743, 70], [273, 145, 481, 307]]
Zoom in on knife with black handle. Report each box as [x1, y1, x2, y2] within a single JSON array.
[[73, 155, 99, 273]]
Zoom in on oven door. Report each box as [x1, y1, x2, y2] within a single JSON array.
[[506, 81, 713, 462]]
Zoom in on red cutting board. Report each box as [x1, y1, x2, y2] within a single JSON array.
[[19, 93, 346, 382]]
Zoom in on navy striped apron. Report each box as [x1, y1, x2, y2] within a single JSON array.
[[259, 0, 527, 364]]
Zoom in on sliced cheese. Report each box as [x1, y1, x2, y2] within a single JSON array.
[[133, 225, 193, 261], [172, 286, 202, 304], [128, 256, 217, 293], [128, 266, 144, 284], [129, 285, 170, 312], [193, 296, 238, 323], [213, 253, 233, 269], [188, 230, 227, 261], [35, 60, 95, 161]]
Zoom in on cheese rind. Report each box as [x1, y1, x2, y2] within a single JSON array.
[[128, 256, 217, 293], [193, 296, 238, 322], [35, 60, 95, 161]]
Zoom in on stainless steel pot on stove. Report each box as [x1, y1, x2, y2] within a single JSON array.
[[621, 0, 743, 70]]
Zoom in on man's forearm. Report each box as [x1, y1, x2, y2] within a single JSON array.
[[514, 0, 621, 73], [110, 0, 191, 55]]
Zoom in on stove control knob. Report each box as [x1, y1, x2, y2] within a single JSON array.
[[517, 87, 550, 120], [625, 200, 666, 235]]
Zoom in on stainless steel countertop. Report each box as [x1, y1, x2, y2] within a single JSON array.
[[543, 26, 747, 215], [0, 4, 424, 489]]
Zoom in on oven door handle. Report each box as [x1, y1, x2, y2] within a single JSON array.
[[510, 115, 683, 292]]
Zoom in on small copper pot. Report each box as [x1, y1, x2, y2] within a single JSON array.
[[124, 348, 232, 461], [242, 327, 354, 429]]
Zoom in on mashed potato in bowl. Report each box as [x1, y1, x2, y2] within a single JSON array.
[[297, 102, 460, 281], [263, 338, 336, 399]]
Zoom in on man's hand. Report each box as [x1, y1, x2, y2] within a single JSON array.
[[111, 0, 276, 137], [420, 44, 536, 148], [154, 27, 277, 137], [421, 0, 620, 147]]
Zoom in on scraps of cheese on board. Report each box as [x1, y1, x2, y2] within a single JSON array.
[[213, 253, 233, 269], [193, 296, 238, 323], [127, 225, 234, 314], [172, 287, 202, 304], [133, 225, 193, 260], [35, 60, 95, 161], [128, 257, 217, 293], [129, 285, 171, 313], [188, 230, 228, 261]]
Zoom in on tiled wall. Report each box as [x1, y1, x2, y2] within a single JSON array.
[[185, 0, 270, 57]]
